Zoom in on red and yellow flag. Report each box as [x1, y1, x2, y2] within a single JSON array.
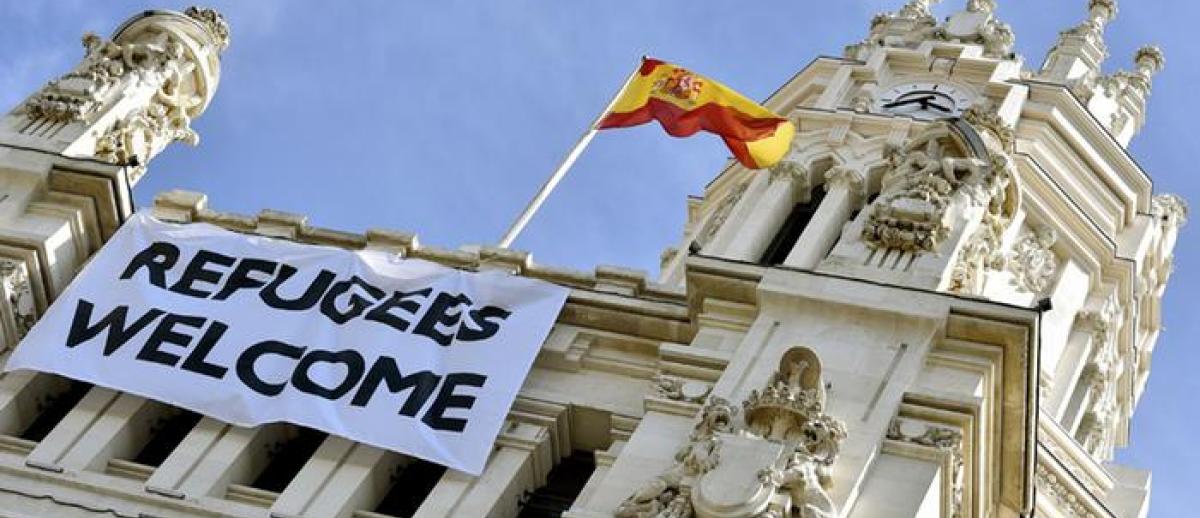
[[597, 58, 795, 170]]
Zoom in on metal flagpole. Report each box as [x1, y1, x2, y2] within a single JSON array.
[[496, 59, 644, 248]]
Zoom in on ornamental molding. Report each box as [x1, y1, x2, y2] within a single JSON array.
[[616, 347, 847, 518], [886, 417, 964, 518], [1035, 463, 1102, 518]]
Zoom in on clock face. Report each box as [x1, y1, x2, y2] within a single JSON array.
[[876, 82, 972, 120]]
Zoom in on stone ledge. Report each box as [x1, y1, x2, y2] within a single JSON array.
[[149, 191, 690, 312]]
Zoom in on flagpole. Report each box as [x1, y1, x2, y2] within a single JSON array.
[[496, 59, 643, 248]]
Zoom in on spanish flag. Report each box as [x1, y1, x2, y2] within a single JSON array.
[[597, 57, 795, 170]]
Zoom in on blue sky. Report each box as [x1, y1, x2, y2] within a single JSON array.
[[1, 1, 1195, 513]]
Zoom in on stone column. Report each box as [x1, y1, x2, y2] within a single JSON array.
[[269, 437, 400, 518], [707, 161, 810, 262], [413, 420, 553, 517], [782, 165, 866, 269]]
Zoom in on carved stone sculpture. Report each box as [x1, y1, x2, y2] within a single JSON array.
[[618, 348, 846, 518], [862, 124, 993, 253], [1008, 226, 1059, 294]]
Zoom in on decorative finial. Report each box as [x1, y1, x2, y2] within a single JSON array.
[[966, 0, 997, 14], [1087, 0, 1118, 29], [1134, 45, 1165, 79], [184, 6, 230, 52]]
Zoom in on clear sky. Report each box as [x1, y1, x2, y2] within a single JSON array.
[[1, 0, 1195, 514]]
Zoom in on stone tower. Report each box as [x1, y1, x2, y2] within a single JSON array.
[[0, 2, 1184, 518], [640, 0, 1183, 516]]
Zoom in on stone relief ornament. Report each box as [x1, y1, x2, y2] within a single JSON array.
[[1075, 298, 1121, 459], [697, 182, 750, 247], [93, 32, 203, 167], [0, 259, 35, 352], [617, 348, 847, 518], [19, 33, 130, 126], [947, 213, 1006, 295], [615, 397, 736, 518], [654, 375, 712, 404], [861, 123, 993, 253], [1035, 463, 1102, 518], [1007, 226, 1059, 294]]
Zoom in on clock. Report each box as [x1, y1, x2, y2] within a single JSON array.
[[876, 81, 972, 120]]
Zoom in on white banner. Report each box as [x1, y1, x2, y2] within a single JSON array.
[[5, 213, 567, 475]]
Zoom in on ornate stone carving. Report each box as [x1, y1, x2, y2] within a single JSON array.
[[886, 419, 964, 518], [614, 397, 735, 518], [654, 375, 712, 404], [1152, 193, 1188, 229], [19, 33, 130, 125], [769, 160, 808, 187], [1075, 298, 1121, 459], [863, 125, 982, 252], [1128, 45, 1165, 94], [961, 100, 1015, 152], [185, 6, 231, 51], [1035, 463, 1102, 518], [697, 181, 750, 246], [93, 31, 204, 167], [823, 166, 866, 200], [1007, 226, 1059, 294], [617, 348, 846, 518], [948, 213, 1006, 295], [1059, 0, 1116, 44], [896, 0, 939, 22], [0, 259, 35, 352]]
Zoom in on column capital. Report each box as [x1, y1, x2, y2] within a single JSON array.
[[823, 165, 867, 202]]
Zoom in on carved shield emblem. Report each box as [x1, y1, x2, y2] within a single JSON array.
[[691, 433, 782, 518]]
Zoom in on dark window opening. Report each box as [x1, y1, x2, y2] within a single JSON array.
[[372, 458, 447, 517], [518, 451, 597, 518], [132, 409, 202, 467], [759, 187, 827, 266], [19, 381, 91, 442], [250, 427, 326, 493]]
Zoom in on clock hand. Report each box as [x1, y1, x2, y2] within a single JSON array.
[[881, 95, 935, 109], [925, 101, 953, 112]]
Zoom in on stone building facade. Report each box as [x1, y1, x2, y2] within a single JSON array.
[[0, 2, 1185, 517]]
